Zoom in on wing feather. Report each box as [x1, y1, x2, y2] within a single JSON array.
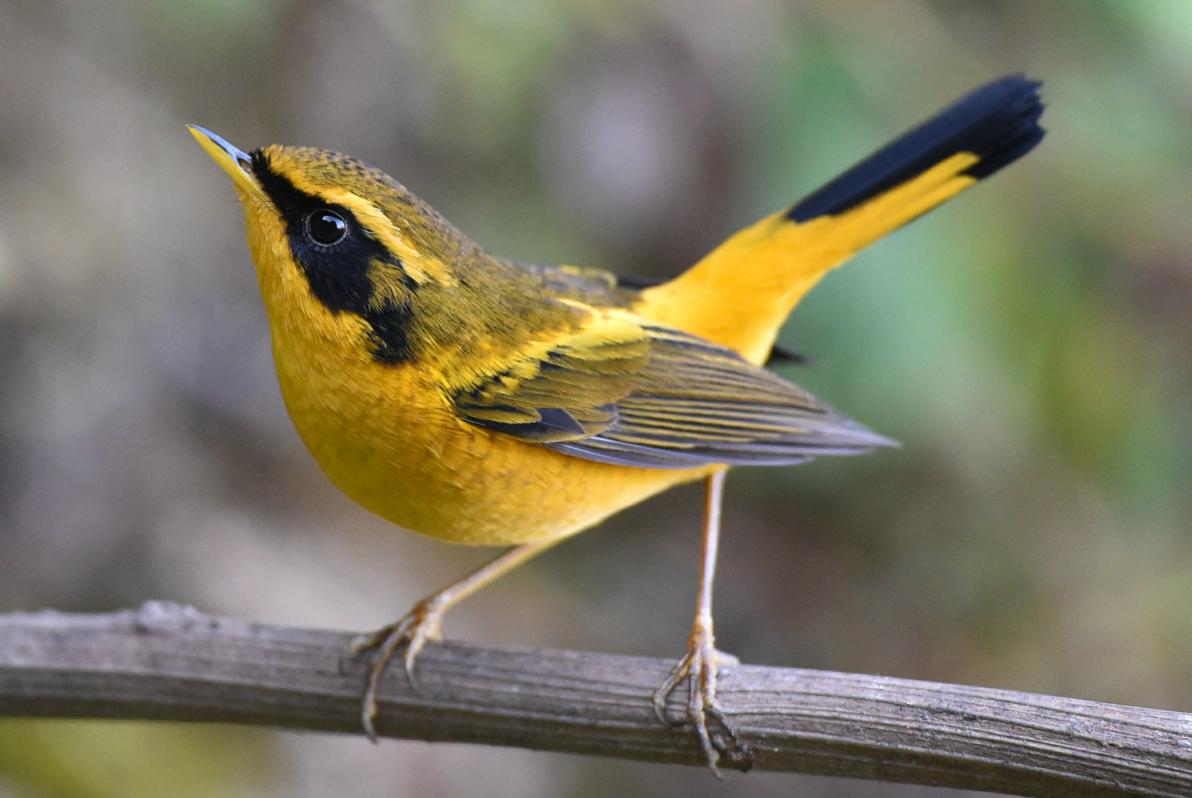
[[451, 312, 895, 467]]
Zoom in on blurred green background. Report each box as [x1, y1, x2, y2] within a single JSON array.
[[2, 1, 1190, 796]]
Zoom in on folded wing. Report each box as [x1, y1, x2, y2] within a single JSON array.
[[451, 312, 894, 469]]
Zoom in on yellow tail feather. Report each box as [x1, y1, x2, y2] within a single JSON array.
[[634, 76, 1045, 363]]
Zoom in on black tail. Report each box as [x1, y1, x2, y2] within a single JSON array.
[[787, 75, 1045, 223]]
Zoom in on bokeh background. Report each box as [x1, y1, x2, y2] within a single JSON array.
[[2, 1, 1191, 796]]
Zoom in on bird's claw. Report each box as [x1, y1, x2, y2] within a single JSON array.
[[348, 597, 445, 741], [652, 620, 750, 776]]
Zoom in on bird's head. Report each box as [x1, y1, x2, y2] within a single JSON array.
[[188, 125, 475, 364]]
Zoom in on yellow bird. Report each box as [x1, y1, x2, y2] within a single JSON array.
[[190, 75, 1044, 771]]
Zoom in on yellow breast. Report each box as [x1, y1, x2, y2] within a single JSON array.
[[264, 280, 706, 546]]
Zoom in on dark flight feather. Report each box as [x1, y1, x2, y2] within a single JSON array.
[[453, 317, 893, 469]]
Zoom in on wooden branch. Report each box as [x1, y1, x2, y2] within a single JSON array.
[[1, 604, 1189, 796]]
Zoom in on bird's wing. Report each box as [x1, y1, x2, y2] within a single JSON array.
[[449, 309, 651, 443], [450, 310, 893, 469]]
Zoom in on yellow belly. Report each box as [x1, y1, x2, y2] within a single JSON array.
[[271, 324, 709, 546]]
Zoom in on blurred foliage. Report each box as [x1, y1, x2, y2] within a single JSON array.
[[1, 1, 1190, 796], [0, 721, 264, 798]]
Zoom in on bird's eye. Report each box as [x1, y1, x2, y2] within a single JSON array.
[[305, 209, 348, 246]]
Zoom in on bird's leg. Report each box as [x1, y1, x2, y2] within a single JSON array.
[[349, 539, 559, 740], [652, 470, 750, 775]]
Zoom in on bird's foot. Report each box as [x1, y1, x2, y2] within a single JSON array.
[[652, 618, 750, 776], [348, 596, 445, 740]]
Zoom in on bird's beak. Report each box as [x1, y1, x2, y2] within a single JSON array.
[[187, 124, 263, 199]]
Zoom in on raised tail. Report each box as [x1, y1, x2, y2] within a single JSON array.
[[637, 75, 1045, 363]]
